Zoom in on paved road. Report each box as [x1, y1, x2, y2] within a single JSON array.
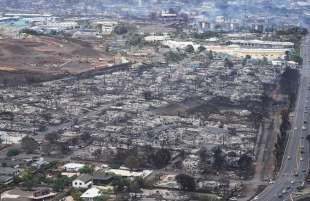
[[253, 36, 310, 201]]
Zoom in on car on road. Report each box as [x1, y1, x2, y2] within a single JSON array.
[[290, 180, 295, 184], [302, 169, 307, 172], [300, 157, 304, 161], [288, 155, 291, 160], [294, 172, 299, 177], [302, 126, 307, 130]]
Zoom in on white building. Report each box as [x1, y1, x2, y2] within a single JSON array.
[[46, 21, 78, 30], [144, 35, 168, 42], [215, 16, 225, 24], [227, 39, 294, 49], [80, 187, 104, 201], [0, 132, 26, 144], [63, 163, 85, 172], [72, 174, 92, 189], [105, 168, 152, 178], [95, 21, 118, 35]]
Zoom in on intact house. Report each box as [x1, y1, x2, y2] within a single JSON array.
[[93, 170, 113, 186], [80, 186, 114, 201], [63, 163, 85, 172], [0, 167, 20, 185], [72, 174, 92, 189], [80, 187, 102, 201]]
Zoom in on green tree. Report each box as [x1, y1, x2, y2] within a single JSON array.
[[92, 149, 102, 158], [114, 25, 129, 35], [175, 174, 196, 191], [94, 190, 111, 201], [57, 141, 70, 155], [260, 57, 269, 65], [185, 44, 195, 54], [7, 148, 20, 157], [198, 147, 209, 162], [149, 148, 171, 169], [20, 28, 40, 36], [164, 51, 186, 63], [70, 190, 83, 201], [279, 67, 299, 109], [45, 132, 60, 143], [306, 135, 310, 143], [198, 45, 206, 53], [21, 136, 39, 154], [238, 154, 253, 170], [21, 169, 38, 190], [192, 31, 220, 39], [242, 55, 251, 66], [127, 34, 143, 46], [224, 58, 234, 68], [290, 50, 303, 65], [53, 175, 71, 192], [128, 177, 145, 193], [142, 91, 153, 100], [208, 50, 214, 60], [94, 195, 110, 201], [80, 132, 91, 142], [212, 146, 225, 170], [112, 176, 130, 192], [125, 155, 142, 170], [238, 154, 254, 178], [79, 165, 94, 174]]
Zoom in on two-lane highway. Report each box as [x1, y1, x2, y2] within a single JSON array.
[[253, 35, 310, 201]]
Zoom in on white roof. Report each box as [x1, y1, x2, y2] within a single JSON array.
[[105, 169, 152, 177], [95, 21, 118, 25], [288, 61, 298, 65], [144, 35, 167, 41], [1, 192, 20, 199], [5, 13, 52, 17], [161, 13, 177, 17], [229, 39, 294, 46], [64, 163, 85, 169], [81, 187, 101, 198], [205, 37, 218, 42]]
